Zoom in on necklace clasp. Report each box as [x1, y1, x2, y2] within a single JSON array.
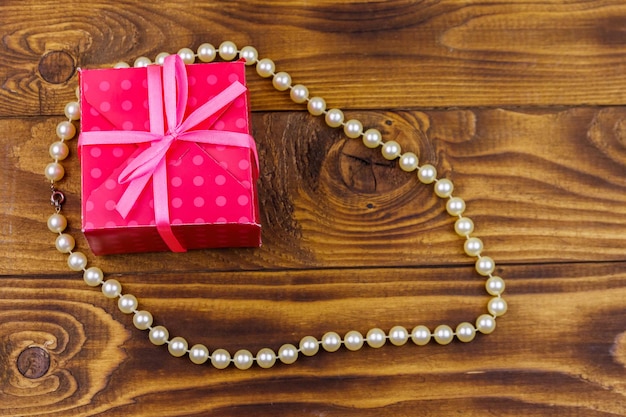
[[50, 189, 65, 212]]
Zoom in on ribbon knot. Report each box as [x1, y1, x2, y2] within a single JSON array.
[[79, 54, 258, 252]]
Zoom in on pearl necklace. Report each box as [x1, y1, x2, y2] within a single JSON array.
[[44, 41, 507, 370]]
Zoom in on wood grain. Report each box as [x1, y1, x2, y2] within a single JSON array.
[[1, 263, 625, 416], [3, 107, 626, 275], [3, 0, 626, 118], [1, 1, 626, 416]]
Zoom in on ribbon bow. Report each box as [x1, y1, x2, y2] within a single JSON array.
[[80, 54, 257, 252]]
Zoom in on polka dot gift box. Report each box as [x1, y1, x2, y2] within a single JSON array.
[[78, 55, 261, 255]]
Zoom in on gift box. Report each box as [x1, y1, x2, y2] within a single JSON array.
[[78, 55, 261, 255]]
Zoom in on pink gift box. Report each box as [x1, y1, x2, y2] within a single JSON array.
[[78, 56, 261, 255]]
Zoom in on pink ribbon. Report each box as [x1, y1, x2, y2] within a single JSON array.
[[80, 54, 257, 252]]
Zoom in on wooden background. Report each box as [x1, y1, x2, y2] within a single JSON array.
[[1, 0, 626, 416]]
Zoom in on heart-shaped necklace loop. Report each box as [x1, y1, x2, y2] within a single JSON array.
[[44, 41, 507, 369]]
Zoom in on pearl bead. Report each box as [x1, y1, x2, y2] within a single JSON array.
[[388, 325, 409, 346], [418, 164, 437, 184], [67, 251, 87, 271], [454, 217, 474, 237], [488, 297, 508, 317], [211, 349, 231, 369], [381, 141, 401, 160], [49, 141, 69, 161], [321, 331, 342, 352], [344, 330, 364, 351], [366, 328, 386, 348], [189, 344, 209, 365], [118, 294, 138, 314], [56, 121, 76, 140], [218, 41, 238, 61], [455, 322, 476, 343], [343, 119, 363, 139], [256, 58, 275, 78], [197, 43, 216, 62], [362, 128, 382, 148], [290, 84, 309, 103], [434, 179, 454, 198], [325, 108, 344, 128], [476, 256, 495, 276], [256, 348, 277, 369], [446, 197, 466, 216], [149, 325, 169, 345], [83, 266, 103, 287], [55, 233, 74, 253], [278, 343, 299, 365], [464, 237, 483, 257], [133, 310, 153, 330], [154, 52, 169, 65], [64, 101, 80, 120], [433, 324, 454, 345], [476, 314, 496, 334], [101, 279, 122, 298], [272, 71, 291, 91], [47, 213, 67, 233], [485, 276, 505, 296], [299, 336, 320, 356], [45, 162, 65, 181], [168, 336, 189, 357], [239, 46, 258, 65], [411, 325, 431, 346], [177, 47, 195, 64], [114, 62, 130, 68], [307, 97, 326, 116], [133, 57, 151, 68], [233, 349, 253, 370], [399, 152, 419, 172]]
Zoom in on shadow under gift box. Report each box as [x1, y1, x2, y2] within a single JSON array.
[[78, 58, 261, 255]]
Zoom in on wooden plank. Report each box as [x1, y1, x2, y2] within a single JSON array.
[[2, 107, 626, 276], [1, 263, 625, 416], [3, 0, 626, 117]]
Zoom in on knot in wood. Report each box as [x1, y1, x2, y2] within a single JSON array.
[[17, 346, 50, 379], [38, 50, 76, 84], [338, 139, 410, 194]]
